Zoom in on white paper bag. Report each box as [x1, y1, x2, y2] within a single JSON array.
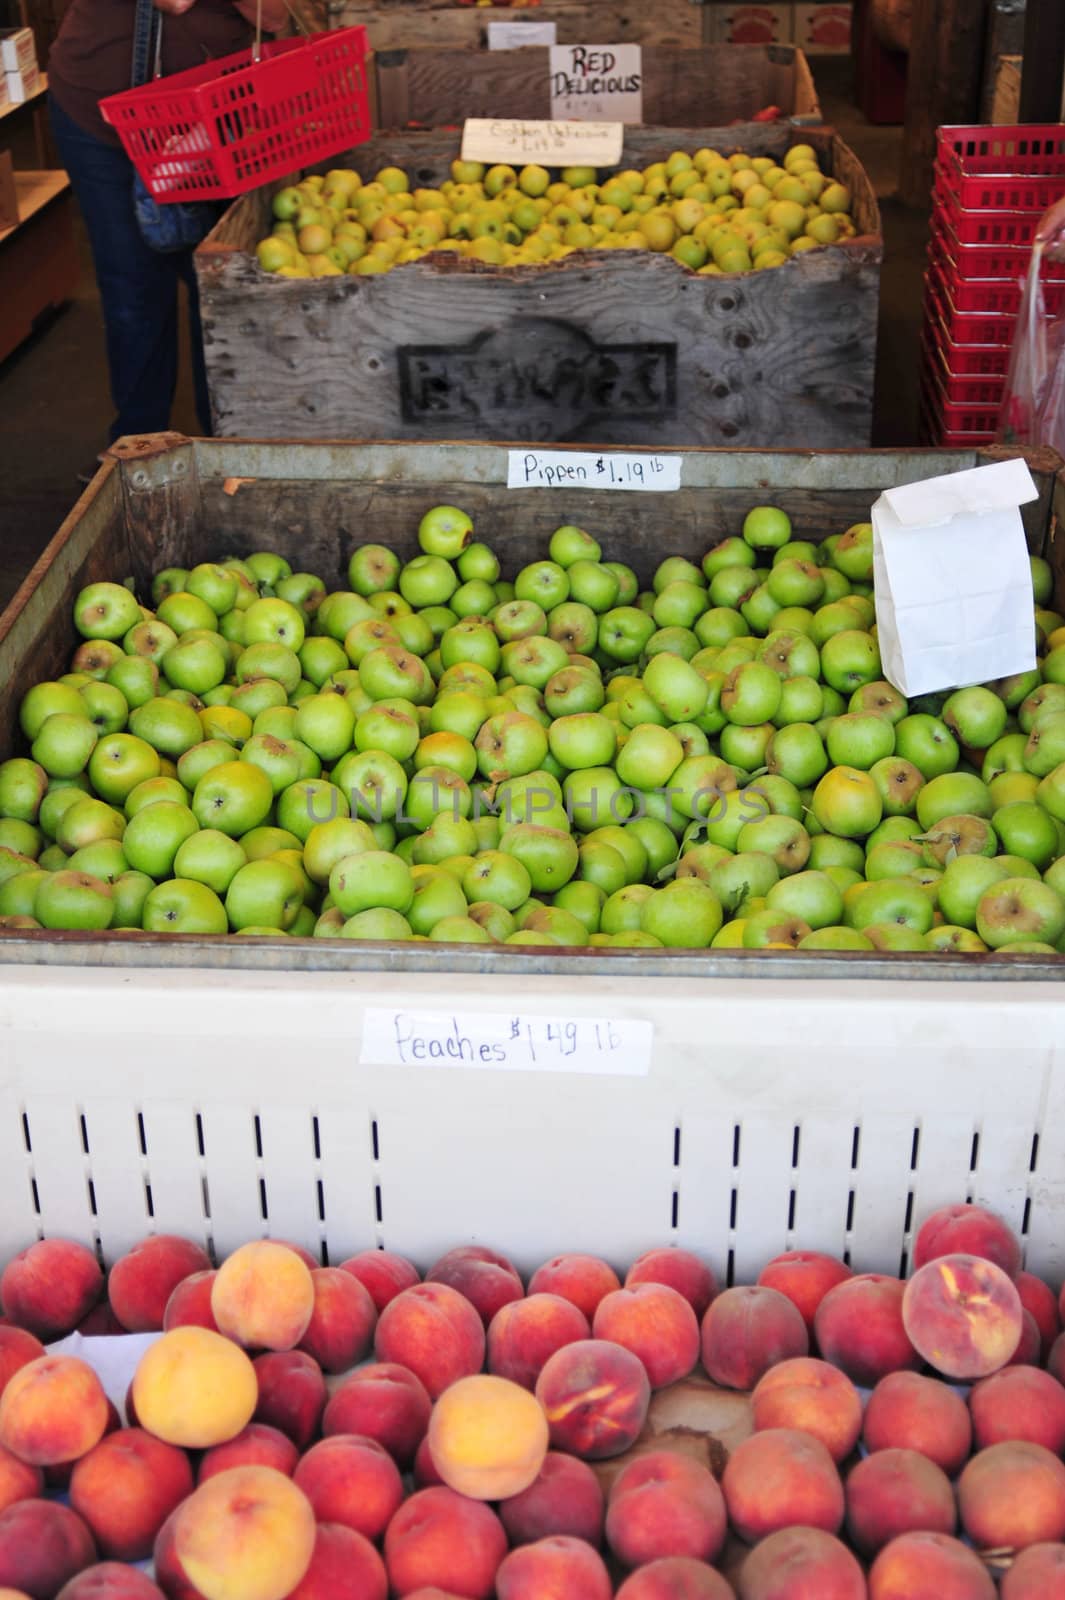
[[872, 459, 1039, 697]]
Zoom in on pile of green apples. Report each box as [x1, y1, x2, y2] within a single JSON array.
[[255, 143, 857, 279], [2, 503, 1065, 955]]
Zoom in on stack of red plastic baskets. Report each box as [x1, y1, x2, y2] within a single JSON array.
[[920, 124, 1065, 446]]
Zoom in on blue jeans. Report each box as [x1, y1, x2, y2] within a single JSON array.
[[50, 95, 213, 441]]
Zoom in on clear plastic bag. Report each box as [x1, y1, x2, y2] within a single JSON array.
[[999, 215, 1065, 455]]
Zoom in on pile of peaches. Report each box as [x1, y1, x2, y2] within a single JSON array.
[[0, 1204, 1061, 1600]]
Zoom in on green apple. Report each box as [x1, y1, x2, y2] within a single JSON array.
[[766, 559, 824, 609], [151, 567, 190, 605], [191, 761, 273, 837], [512, 562, 568, 613], [743, 506, 791, 551], [566, 562, 620, 615], [830, 522, 874, 582], [0, 867, 47, 917], [156, 592, 219, 636], [87, 734, 161, 805], [178, 740, 239, 793], [1020, 683, 1065, 733], [642, 654, 708, 724], [413, 733, 477, 783], [920, 814, 996, 868], [615, 725, 684, 791], [275, 573, 326, 622], [300, 817, 374, 886], [501, 637, 569, 692], [719, 722, 774, 771], [992, 801, 1059, 869], [31, 711, 99, 779], [171, 829, 247, 895], [695, 608, 746, 651], [599, 607, 656, 664], [703, 538, 756, 580], [71, 643, 122, 681], [894, 714, 959, 779], [926, 925, 989, 953], [429, 689, 491, 740], [418, 505, 474, 560], [865, 840, 924, 880], [0, 819, 41, 859], [547, 602, 599, 656], [105, 655, 159, 709], [19, 681, 89, 741], [543, 670, 603, 720], [563, 768, 632, 832], [602, 562, 638, 606], [318, 593, 375, 643], [735, 813, 811, 874], [476, 713, 549, 783], [742, 909, 811, 949], [740, 584, 782, 636], [758, 631, 821, 681], [0, 759, 48, 823], [329, 850, 414, 917], [826, 712, 895, 770], [74, 581, 143, 642], [403, 767, 472, 831], [404, 867, 465, 935], [496, 823, 577, 894], [799, 926, 873, 951], [425, 914, 491, 944], [812, 766, 883, 838], [359, 646, 433, 706], [847, 878, 934, 936], [124, 621, 179, 665], [332, 749, 409, 823], [574, 839, 626, 896], [808, 834, 866, 874], [640, 879, 722, 947], [455, 542, 501, 586], [399, 556, 458, 609], [352, 705, 419, 764], [1031, 554, 1054, 605], [820, 629, 881, 693], [766, 723, 827, 787], [1024, 712, 1065, 778], [160, 638, 227, 698], [127, 698, 204, 759], [915, 773, 992, 829], [494, 600, 549, 643], [849, 681, 906, 725], [462, 850, 531, 910], [942, 686, 1008, 752], [650, 582, 704, 631], [772, 676, 823, 726], [982, 733, 1029, 783], [721, 661, 781, 726], [186, 562, 238, 616], [439, 622, 500, 676], [349, 544, 401, 595], [410, 816, 479, 868], [548, 712, 617, 772], [123, 777, 187, 820], [1037, 764, 1065, 822], [225, 858, 303, 931], [142, 878, 228, 934], [709, 568, 759, 611], [122, 802, 199, 879], [466, 900, 516, 940], [290, 694, 354, 763], [810, 601, 865, 650], [977, 877, 1065, 949], [341, 908, 413, 940], [245, 552, 291, 591], [241, 597, 305, 654], [35, 869, 113, 930], [708, 851, 779, 914]]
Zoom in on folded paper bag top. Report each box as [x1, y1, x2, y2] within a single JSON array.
[[872, 459, 1039, 698]]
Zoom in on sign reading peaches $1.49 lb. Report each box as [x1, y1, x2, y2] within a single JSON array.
[[360, 1009, 653, 1074]]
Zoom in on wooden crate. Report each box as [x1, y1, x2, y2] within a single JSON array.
[[329, 0, 703, 53], [374, 42, 820, 127], [196, 125, 880, 448]]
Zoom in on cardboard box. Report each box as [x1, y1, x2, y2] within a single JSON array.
[[0, 27, 36, 76], [705, 6, 793, 46], [4, 62, 41, 104], [792, 3, 853, 53]]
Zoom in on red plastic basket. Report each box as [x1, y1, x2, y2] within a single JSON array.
[[932, 177, 1041, 247], [100, 27, 371, 203], [933, 215, 1065, 281], [921, 326, 1006, 405], [934, 255, 1065, 316], [936, 124, 1065, 212], [919, 370, 999, 446], [926, 263, 1018, 347], [924, 279, 1012, 375]]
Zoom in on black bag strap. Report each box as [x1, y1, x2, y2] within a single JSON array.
[[131, 0, 163, 89]]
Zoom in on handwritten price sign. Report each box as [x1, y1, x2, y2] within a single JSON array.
[[508, 449, 682, 492], [360, 1009, 653, 1076]]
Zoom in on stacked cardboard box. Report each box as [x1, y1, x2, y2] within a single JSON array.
[[1, 27, 40, 106]]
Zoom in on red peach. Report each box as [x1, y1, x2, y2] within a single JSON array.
[[915, 1204, 1022, 1279], [615, 1558, 736, 1599], [58, 1564, 168, 1599], [383, 1487, 507, 1599], [297, 1269, 376, 1374], [722, 1428, 844, 1544], [535, 1339, 650, 1461], [593, 1285, 700, 1389], [487, 1294, 590, 1391], [605, 1450, 727, 1568], [0, 1499, 97, 1598], [756, 1251, 852, 1335], [426, 1247, 524, 1329], [153, 1508, 207, 1600], [211, 1242, 315, 1352], [814, 1275, 920, 1386], [1006, 1311, 1043, 1367], [495, 1535, 612, 1600], [737, 1527, 865, 1600], [1050, 1332, 1065, 1386], [252, 1351, 326, 1450], [0, 1242, 104, 1341], [902, 1254, 1023, 1380], [374, 1283, 485, 1400], [264, 1241, 318, 1269], [750, 1358, 862, 1463], [625, 1250, 718, 1320], [170, 1464, 316, 1600], [1001, 1541, 1065, 1599], [401, 1593, 464, 1600], [498, 1452, 604, 1548], [163, 1273, 219, 1334], [970, 1364, 1065, 1452], [414, 1435, 445, 1488], [0, 1356, 109, 1466], [338, 1251, 420, 1312], [77, 1304, 127, 1338], [845, 1447, 956, 1556], [284, 1523, 387, 1600], [108, 1237, 211, 1333], [293, 1435, 404, 1542], [322, 1363, 431, 1468], [958, 1441, 1065, 1550], [198, 1425, 298, 1483], [69, 1428, 193, 1562], [0, 1331, 45, 1401], [45, 1401, 121, 1492], [1017, 1271, 1059, 1360], [867, 1531, 996, 1599], [862, 1370, 972, 1475], [0, 1445, 41, 1513], [527, 1256, 622, 1321], [700, 1287, 808, 1391]]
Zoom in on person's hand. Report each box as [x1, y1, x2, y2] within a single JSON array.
[[1035, 197, 1065, 263], [153, 0, 200, 13]]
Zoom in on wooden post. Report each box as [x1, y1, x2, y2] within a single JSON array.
[[1019, 0, 1065, 121], [899, 0, 991, 209]]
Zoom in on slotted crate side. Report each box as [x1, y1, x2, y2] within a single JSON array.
[[333, 0, 703, 52]]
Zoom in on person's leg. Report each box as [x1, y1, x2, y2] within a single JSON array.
[[49, 97, 182, 441]]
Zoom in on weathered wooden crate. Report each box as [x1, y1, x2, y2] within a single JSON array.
[[328, 0, 703, 53], [373, 42, 820, 128], [196, 125, 881, 448]]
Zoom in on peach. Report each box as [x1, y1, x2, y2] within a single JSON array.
[[615, 1558, 736, 1599], [108, 1237, 212, 1333], [293, 1435, 403, 1541], [814, 1274, 920, 1386], [527, 1256, 622, 1321], [1050, 1333, 1065, 1386], [845, 1447, 956, 1556], [338, 1251, 420, 1312], [958, 1441, 1065, 1550], [426, 1374, 548, 1501], [498, 1452, 603, 1549], [737, 1527, 865, 1600], [284, 1523, 387, 1600], [172, 1466, 316, 1600], [69, 1427, 193, 1562], [1006, 1311, 1042, 1367], [374, 1283, 485, 1400], [862, 1370, 972, 1474], [722, 1429, 844, 1544], [163, 1273, 219, 1334], [0, 1445, 40, 1514], [1001, 1541, 1065, 1598], [58, 1565, 169, 1599], [701, 1287, 808, 1390], [77, 1304, 127, 1338], [296, 1269, 376, 1374], [132, 1328, 258, 1450], [0, 1500, 97, 1597], [322, 1363, 430, 1467], [867, 1531, 996, 1600], [414, 1435, 445, 1488], [154, 1508, 207, 1600], [625, 1250, 717, 1320], [495, 1535, 612, 1600], [252, 1352, 326, 1450], [902, 1253, 1023, 1379], [750, 1358, 861, 1463], [426, 1247, 524, 1329], [605, 1450, 727, 1568], [487, 1294, 590, 1391], [593, 1285, 700, 1389], [535, 1339, 650, 1460], [45, 1402, 120, 1492], [198, 1426, 297, 1483], [0, 1331, 45, 1400], [263, 1241, 317, 1270], [383, 1487, 507, 1599], [914, 1203, 1022, 1279], [1017, 1271, 1059, 1359], [0, 1356, 109, 1466], [970, 1364, 1065, 1452], [757, 1251, 852, 1334], [211, 1244, 314, 1353], [0, 1241, 103, 1341]]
